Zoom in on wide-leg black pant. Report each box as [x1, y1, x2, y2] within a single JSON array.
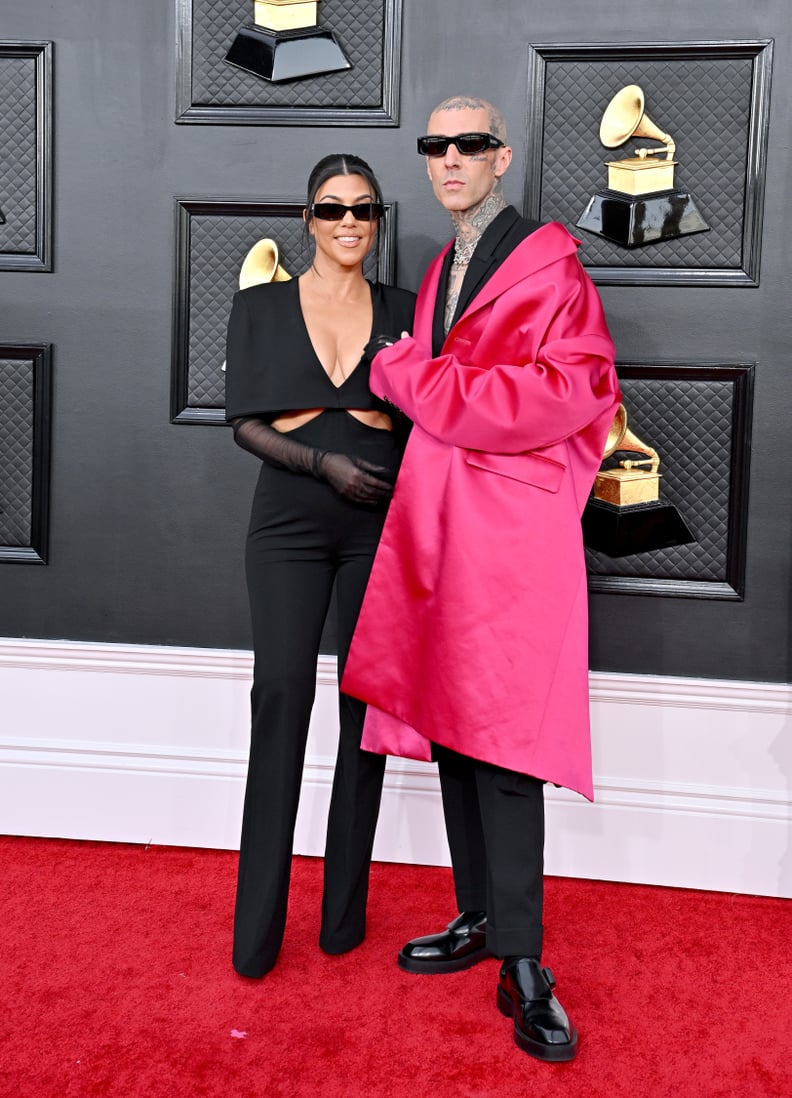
[[434, 744, 545, 959], [233, 411, 399, 978]]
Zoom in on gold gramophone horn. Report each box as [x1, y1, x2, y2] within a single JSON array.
[[602, 403, 659, 472], [602, 403, 629, 456], [593, 403, 661, 506], [238, 238, 292, 289], [600, 84, 675, 161]]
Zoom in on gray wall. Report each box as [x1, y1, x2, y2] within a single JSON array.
[[1, 0, 791, 684]]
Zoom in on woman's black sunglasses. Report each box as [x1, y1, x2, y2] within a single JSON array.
[[417, 132, 505, 157], [310, 202, 385, 222]]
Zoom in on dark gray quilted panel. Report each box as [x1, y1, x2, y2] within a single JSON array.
[[180, 206, 385, 411], [190, 0, 385, 108], [585, 376, 737, 580], [187, 212, 310, 407], [0, 53, 38, 257], [0, 357, 34, 546], [536, 54, 754, 271]]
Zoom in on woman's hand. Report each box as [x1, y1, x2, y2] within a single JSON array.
[[316, 452, 394, 503], [363, 331, 411, 361]]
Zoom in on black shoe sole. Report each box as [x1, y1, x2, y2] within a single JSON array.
[[496, 985, 578, 1062], [397, 945, 491, 974]]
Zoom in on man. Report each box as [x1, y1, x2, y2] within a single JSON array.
[[342, 95, 620, 1062]]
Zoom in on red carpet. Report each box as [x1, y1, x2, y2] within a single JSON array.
[[0, 836, 789, 1097]]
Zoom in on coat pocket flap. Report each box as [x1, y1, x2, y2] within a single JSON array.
[[464, 449, 565, 493]]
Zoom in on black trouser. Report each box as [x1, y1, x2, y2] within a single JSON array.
[[233, 411, 399, 978], [434, 744, 545, 959]]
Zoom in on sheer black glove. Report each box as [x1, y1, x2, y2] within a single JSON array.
[[363, 333, 400, 362], [232, 416, 316, 474], [314, 451, 394, 503], [231, 417, 394, 503]]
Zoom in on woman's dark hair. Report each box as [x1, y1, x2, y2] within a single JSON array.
[[304, 153, 385, 275]]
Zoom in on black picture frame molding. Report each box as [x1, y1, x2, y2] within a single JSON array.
[[176, 0, 403, 126], [0, 343, 53, 565], [586, 361, 754, 601], [525, 39, 773, 287], [0, 40, 53, 272], [170, 196, 397, 425]]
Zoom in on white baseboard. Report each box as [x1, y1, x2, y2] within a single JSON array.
[[0, 638, 790, 897]]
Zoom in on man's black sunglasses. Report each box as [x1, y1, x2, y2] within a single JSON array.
[[417, 132, 505, 157], [310, 202, 385, 222]]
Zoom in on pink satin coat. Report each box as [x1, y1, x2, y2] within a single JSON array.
[[341, 222, 621, 800]]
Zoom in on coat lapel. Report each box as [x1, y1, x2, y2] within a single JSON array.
[[447, 221, 579, 340], [414, 243, 451, 347], [416, 219, 580, 352]]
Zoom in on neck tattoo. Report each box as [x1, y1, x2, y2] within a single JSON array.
[[450, 188, 507, 265], [445, 191, 507, 332], [452, 237, 478, 267], [451, 191, 507, 268]]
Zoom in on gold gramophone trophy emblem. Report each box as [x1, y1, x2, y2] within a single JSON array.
[[222, 239, 292, 373], [237, 238, 292, 289], [577, 84, 709, 248], [582, 403, 694, 556], [225, 0, 351, 83]]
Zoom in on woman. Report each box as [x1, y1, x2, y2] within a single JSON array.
[[225, 154, 415, 978]]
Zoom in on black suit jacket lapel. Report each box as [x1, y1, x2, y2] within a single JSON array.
[[457, 207, 544, 319], [431, 246, 454, 357]]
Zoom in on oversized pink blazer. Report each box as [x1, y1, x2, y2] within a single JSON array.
[[341, 222, 621, 800]]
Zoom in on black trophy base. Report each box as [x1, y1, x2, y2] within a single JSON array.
[[224, 24, 352, 84], [576, 189, 709, 248], [582, 498, 695, 557]]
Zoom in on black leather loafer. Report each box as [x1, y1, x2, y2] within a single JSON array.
[[496, 956, 578, 1062], [398, 910, 490, 973]]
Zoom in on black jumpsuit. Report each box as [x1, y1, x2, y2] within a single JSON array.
[[225, 277, 416, 977]]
